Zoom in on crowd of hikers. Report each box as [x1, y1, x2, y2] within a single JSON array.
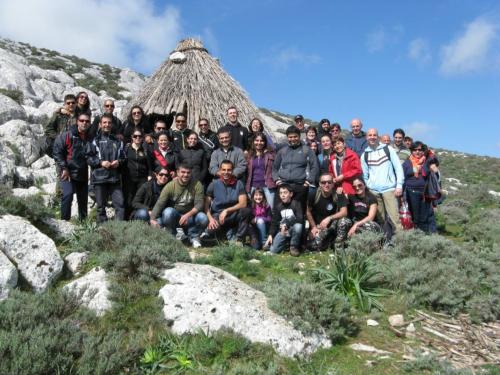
[[44, 92, 442, 255]]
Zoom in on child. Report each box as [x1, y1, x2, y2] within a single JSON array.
[[249, 188, 272, 250], [264, 185, 304, 256]]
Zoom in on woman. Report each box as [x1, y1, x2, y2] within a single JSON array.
[[330, 123, 342, 143], [402, 141, 439, 233], [347, 177, 381, 237], [122, 105, 152, 144], [178, 131, 207, 184], [75, 91, 91, 118], [245, 132, 276, 208], [317, 134, 334, 174], [152, 132, 178, 179], [330, 137, 362, 195], [123, 130, 153, 219], [247, 118, 275, 150]]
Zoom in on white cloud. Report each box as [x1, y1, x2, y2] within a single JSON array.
[[408, 38, 432, 65], [259, 47, 321, 70], [440, 17, 498, 75], [366, 25, 404, 53], [404, 121, 438, 144], [202, 27, 219, 56], [0, 0, 181, 73]]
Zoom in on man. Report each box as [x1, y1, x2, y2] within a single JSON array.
[[145, 119, 168, 151], [198, 118, 219, 159], [204, 160, 252, 243], [89, 99, 123, 140], [44, 94, 77, 157], [294, 114, 308, 141], [132, 166, 169, 223], [223, 106, 249, 150], [306, 173, 351, 251], [52, 113, 91, 221], [272, 125, 319, 211], [361, 128, 404, 236], [380, 134, 391, 145], [86, 114, 126, 223], [209, 127, 247, 180], [170, 113, 191, 151], [345, 118, 368, 157], [392, 128, 410, 163], [150, 164, 207, 248]]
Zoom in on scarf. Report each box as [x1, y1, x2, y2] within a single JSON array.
[[335, 151, 345, 177], [409, 154, 426, 177], [220, 174, 237, 186]]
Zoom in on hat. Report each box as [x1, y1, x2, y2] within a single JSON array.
[[294, 114, 304, 121]]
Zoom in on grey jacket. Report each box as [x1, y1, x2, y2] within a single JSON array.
[[272, 143, 319, 185], [209, 146, 247, 178]]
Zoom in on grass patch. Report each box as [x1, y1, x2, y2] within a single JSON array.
[[0, 87, 24, 104]]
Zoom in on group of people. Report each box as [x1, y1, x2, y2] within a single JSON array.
[[45, 92, 441, 255]]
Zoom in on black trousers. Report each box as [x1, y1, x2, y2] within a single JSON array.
[[94, 183, 125, 223]]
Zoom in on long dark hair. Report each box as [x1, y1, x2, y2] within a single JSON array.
[[248, 132, 272, 157], [248, 118, 264, 134], [127, 105, 145, 124], [76, 91, 90, 112], [251, 187, 268, 208]]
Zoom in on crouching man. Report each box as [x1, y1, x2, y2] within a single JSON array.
[[132, 166, 169, 223], [306, 173, 352, 251], [150, 164, 207, 248]]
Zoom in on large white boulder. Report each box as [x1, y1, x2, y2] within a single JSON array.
[[31, 78, 65, 102], [159, 263, 331, 358], [64, 267, 111, 316], [43, 217, 75, 239], [0, 48, 36, 104], [12, 186, 41, 198], [0, 119, 45, 166], [0, 93, 26, 124], [0, 215, 63, 292], [64, 252, 89, 275], [0, 251, 18, 301], [0, 142, 16, 187]]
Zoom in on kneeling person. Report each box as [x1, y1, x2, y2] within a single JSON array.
[[132, 166, 169, 223], [150, 164, 207, 248], [306, 173, 351, 251]]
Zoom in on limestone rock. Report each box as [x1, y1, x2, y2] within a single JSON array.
[[0, 251, 18, 300], [0, 215, 63, 292], [14, 166, 34, 187], [388, 314, 405, 327], [31, 78, 65, 102], [12, 186, 41, 198], [64, 267, 111, 316], [0, 120, 44, 166], [119, 69, 145, 95], [350, 343, 391, 355], [41, 182, 57, 195], [0, 142, 16, 187], [0, 49, 36, 104], [159, 263, 331, 357], [43, 217, 75, 239], [366, 319, 379, 327], [64, 252, 89, 275], [0, 93, 26, 124]]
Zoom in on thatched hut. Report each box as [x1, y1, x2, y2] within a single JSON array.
[[126, 38, 260, 131]]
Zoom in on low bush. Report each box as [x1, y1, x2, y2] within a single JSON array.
[[345, 230, 385, 255], [402, 352, 473, 374], [463, 208, 500, 248], [0, 184, 53, 226], [0, 87, 24, 103], [438, 205, 469, 227], [258, 277, 358, 344]]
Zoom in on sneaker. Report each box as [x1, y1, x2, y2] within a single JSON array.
[[262, 243, 270, 252], [200, 231, 210, 239], [176, 228, 187, 241], [190, 238, 202, 249], [290, 246, 300, 257]]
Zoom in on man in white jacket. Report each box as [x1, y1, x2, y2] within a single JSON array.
[[361, 128, 404, 235]]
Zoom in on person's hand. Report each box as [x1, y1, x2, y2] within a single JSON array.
[[147, 175, 152, 181], [61, 169, 70, 181], [219, 209, 227, 225], [264, 236, 273, 246], [101, 160, 111, 169], [145, 135, 153, 144], [60, 107, 69, 115], [170, 171, 176, 178], [275, 179, 283, 186], [336, 187, 344, 194], [251, 218, 256, 224], [430, 164, 439, 173], [395, 188, 403, 197], [150, 219, 160, 228], [110, 160, 119, 169], [310, 226, 320, 237], [319, 216, 332, 229], [208, 217, 219, 231], [179, 213, 191, 226], [348, 225, 357, 237], [303, 181, 311, 187]]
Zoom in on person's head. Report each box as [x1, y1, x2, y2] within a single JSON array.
[[217, 127, 232, 148], [154, 166, 169, 185], [393, 128, 405, 146], [331, 123, 341, 139], [129, 105, 144, 123], [334, 137, 346, 154], [352, 177, 367, 196], [76, 113, 91, 133], [99, 113, 113, 134], [366, 128, 379, 147], [219, 160, 234, 181], [251, 187, 267, 206], [103, 99, 115, 114], [227, 106, 238, 124], [308, 141, 318, 154], [410, 141, 426, 157], [286, 126, 301, 146], [306, 126, 317, 141], [320, 118, 331, 132], [404, 136, 413, 149], [177, 163, 192, 185], [294, 114, 304, 130], [132, 129, 143, 144], [154, 119, 167, 133], [318, 173, 334, 194], [380, 134, 391, 145], [175, 113, 187, 130], [320, 134, 332, 151], [198, 118, 210, 134], [157, 132, 170, 149], [77, 91, 89, 108], [278, 184, 293, 203], [186, 131, 198, 148], [249, 118, 264, 133], [252, 132, 268, 153], [350, 118, 363, 135], [63, 94, 76, 112]]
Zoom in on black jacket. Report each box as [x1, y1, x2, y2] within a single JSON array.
[[170, 127, 192, 151], [223, 122, 249, 150], [124, 144, 153, 181], [53, 126, 89, 181], [122, 117, 153, 144], [198, 130, 219, 159], [86, 133, 125, 184], [132, 179, 166, 210], [88, 114, 123, 140], [269, 200, 304, 236], [179, 146, 207, 183]]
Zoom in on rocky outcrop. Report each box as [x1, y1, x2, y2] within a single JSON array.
[[0, 251, 18, 301], [64, 267, 111, 316], [0, 142, 16, 187], [0, 119, 45, 166], [43, 218, 75, 239], [159, 263, 331, 358], [64, 252, 89, 275], [0, 215, 63, 292], [0, 93, 26, 124]]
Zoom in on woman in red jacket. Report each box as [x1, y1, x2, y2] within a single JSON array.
[[329, 137, 362, 195]]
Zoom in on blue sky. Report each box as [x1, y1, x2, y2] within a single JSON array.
[[1, 0, 499, 156]]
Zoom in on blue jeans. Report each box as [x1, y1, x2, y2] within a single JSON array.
[[133, 209, 164, 226], [270, 223, 303, 254], [250, 218, 269, 249], [162, 207, 208, 239], [250, 187, 276, 210]]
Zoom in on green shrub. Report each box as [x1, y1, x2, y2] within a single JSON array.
[[258, 277, 358, 343], [463, 208, 500, 248], [0, 184, 53, 226], [439, 205, 469, 226], [0, 87, 24, 104], [402, 352, 472, 374], [345, 230, 384, 255]]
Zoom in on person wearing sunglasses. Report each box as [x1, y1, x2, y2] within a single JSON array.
[[132, 166, 170, 224], [89, 99, 123, 140], [44, 94, 77, 158], [74, 91, 92, 118], [347, 177, 381, 237], [122, 105, 152, 144]]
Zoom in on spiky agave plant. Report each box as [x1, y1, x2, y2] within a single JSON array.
[[312, 249, 391, 312]]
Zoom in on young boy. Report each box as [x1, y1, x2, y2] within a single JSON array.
[[264, 185, 304, 256]]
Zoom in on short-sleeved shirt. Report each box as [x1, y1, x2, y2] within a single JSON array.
[[207, 179, 246, 214], [308, 192, 347, 224], [348, 192, 377, 222]]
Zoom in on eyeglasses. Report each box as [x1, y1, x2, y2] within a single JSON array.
[[132, 135, 142, 138], [78, 119, 90, 123], [155, 127, 166, 131], [176, 120, 186, 123], [65, 101, 75, 105], [158, 173, 168, 177], [353, 184, 364, 189], [331, 129, 340, 132], [132, 111, 142, 115], [320, 180, 333, 185], [199, 123, 208, 127], [105, 104, 114, 108], [413, 149, 423, 152]]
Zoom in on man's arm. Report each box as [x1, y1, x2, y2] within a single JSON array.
[[209, 150, 220, 176], [232, 148, 248, 178], [306, 148, 319, 185]]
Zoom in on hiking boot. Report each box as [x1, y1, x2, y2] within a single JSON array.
[[290, 246, 300, 257], [190, 237, 202, 249], [176, 228, 187, 241]]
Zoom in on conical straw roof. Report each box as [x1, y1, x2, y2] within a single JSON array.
[[126, 38, 260, 131]]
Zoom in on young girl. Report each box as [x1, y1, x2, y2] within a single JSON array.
[[249, 188, 272, 250]]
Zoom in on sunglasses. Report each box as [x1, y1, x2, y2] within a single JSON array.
[[320, 180, 333, 185], [199, 123, 208, 127], [413, 149, 423, 152], [79, 95, 88, 99], [78, 119, 90, 123], [158, 173, 169, 177], [132, 135, 142, 138], [353, 184, 364, 189], [132, 111, 142, 115], [176, 120, 186, 123], [105, 104, 114, 108], [65, 101, 76, 105], [156, 127, 166, 130]]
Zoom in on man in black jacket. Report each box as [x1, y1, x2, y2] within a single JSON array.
[[223, 106, 249, 150], [132, 166, 169, 223], [170, 113, 191, 151], [86, 114, 126, 223], [88, 99, 123, 140], [53, 113, 91, 220]]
